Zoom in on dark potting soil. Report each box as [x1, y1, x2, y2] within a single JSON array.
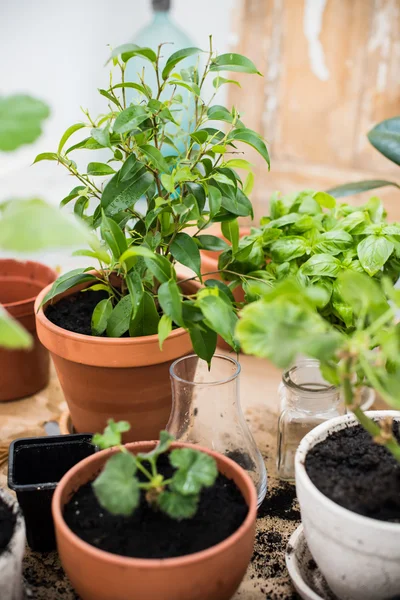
[[64, 454, 248, 559], [45, 290, 109, 336], [0, 496, 16, 555], [306, 422, 400, 522]]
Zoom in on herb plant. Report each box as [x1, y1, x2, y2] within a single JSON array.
[[236, 272, 400, 461], [224, 191, 400, 331], [92, 420, 218, 519], [328, 116, 400, 198], [37, 40, 270, 362]]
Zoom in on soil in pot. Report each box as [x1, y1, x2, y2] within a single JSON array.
[[0, 496, 16, 555], [305, 421, 400, 522], [45, 290, 108, 336], [64, 454, 248, 559]]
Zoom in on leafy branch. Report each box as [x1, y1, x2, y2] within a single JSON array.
[[92, 420, 218, 519]]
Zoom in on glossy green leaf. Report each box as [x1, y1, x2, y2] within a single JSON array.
[[109, 43, 157, 63], [58, 123, 86, 154], [190, 130, 208, 144], [100, 213, 128, 259], [197, 294, 238, 349], [126, 270, 144, 318], [106, 295, 132, 337], [208, 185, 222, 217], [187, 323, 217, 366], [41, 269, 97, 306], [243, 172, 255, 196], [314, 230, 353, 255], [91, 298, 112, 336], [368, 116, 400, 166], [221, 219, 239, 253], [357, 235, 394, 276], [170, 232, 201, 277], [270, 237, 308, 262], [144, 254, 174, 284], [129, 292, 160, 336], [101, 170, 153, 216], [140, 144, 170, 173], [91, 126, 111, 148], [33, 152, 58, 164], [158, 314, 172, 349], [93, 452, 139, 516], [313, 191, 336, 208], [210, 53, 261, 75], [158, 279, 184, 327], [113, 106, 148, 134], [301, 254, 341, 277], [196, 235, 229, 251], [162, 47, 202, 79], [87, 162, 116, 176], [228, 128, 270, 167], [212, 76, 241, 89]]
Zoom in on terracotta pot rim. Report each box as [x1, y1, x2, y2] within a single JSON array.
[[52, 440, 257, 568], [1, 259, 57, 310], [295, 409, 400, 530], [35, 283, 187, 346]]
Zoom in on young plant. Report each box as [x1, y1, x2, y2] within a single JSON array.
[[236, 272, 400, 461], [92, 420, 218, 519], [223, 191, 400, 332], [37, 39, 270, 362], [327, 116, 400, 198]]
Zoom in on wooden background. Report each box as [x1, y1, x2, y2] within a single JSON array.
[[228, 0, 400, 221]]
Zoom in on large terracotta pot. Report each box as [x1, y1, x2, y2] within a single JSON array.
[[35, 280, 194, 442], [52, 441, 257, 600], [0, 259, 56, 401]]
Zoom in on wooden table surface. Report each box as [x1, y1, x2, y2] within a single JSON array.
[[0, 350, 301, 600]]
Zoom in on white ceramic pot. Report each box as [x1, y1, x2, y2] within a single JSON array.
[[0, 489, 25, 600], [295, 410, 400, 600]]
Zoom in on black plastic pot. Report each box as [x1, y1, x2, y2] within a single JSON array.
[[8, 434, 96, 551]]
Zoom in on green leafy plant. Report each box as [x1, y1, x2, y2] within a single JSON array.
[[0, 95, 90, 349], [223, 191, 400, 332], [236, 273, 400, 461], [328, 116, 400, 198], [37, 39, 269, 362], [92, 420, 218, 519]]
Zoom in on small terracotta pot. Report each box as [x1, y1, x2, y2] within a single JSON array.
[[35, 280, 194, 442], [0, 259, 56, 401], [52, 441, 257, 600]]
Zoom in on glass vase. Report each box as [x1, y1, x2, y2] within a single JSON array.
[[167, 354, 267, 506], [277, 359, 344, 482]]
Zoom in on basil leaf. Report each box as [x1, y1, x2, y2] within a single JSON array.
[[301, 254, 341, 277], [357, 236, 394, 276]]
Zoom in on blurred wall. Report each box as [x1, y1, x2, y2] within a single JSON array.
[[229, 0, 400, 221], [0, 0, 237, 202]]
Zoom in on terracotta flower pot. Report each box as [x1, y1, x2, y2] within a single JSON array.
[[52, 441, 257, 600], [0, 488, 26, 600], [35, 280, 194, 442], [0, 259, 56, 401]]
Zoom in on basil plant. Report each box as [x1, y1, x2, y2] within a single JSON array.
[[222, 190, 400, 333], [37, 40, 270, 364]]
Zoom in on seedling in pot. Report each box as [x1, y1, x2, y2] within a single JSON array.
[[92, 420, 218, 519]]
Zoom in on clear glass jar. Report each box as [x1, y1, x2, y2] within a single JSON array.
[[277, 359, 344, 482], [167, 354, 267, 506]]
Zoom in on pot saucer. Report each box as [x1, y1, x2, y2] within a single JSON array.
[[285, 525, 339, 600]]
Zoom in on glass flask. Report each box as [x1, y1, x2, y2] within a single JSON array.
[[168, 354, 267, 506], [277, 359, 344, 482]]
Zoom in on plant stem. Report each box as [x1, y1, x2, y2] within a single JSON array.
[[342, 356, 400, 462]]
